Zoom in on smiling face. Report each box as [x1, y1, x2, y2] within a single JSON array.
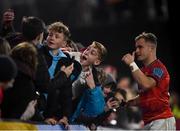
[[80, 45, 101, 67], [46, 30, 67, 50]]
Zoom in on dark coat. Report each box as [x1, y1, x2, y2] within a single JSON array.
[[1, 60, 37, 119], [40, 46, 73, 119]]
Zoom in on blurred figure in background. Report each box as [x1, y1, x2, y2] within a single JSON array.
[[115, 106, 143, 129], [0, 37, 11, 55], [170, 91, 180, 129], [0, 9, 15, 37], [102, 73, 116, 101], [170, 91, 180, 119], [103, 65, 118, 81], [117, 76, 138, 101]]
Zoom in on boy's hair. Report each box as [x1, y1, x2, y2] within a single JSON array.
[[48, 22, 70, 41], [11, 42, 38, 71], [135, 32, 157, 46], [91, 41, 107, 62], [22, 16, 46, 41]]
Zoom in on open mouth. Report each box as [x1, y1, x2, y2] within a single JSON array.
[[81, 55, 87, 61], [48, 41, 54, 45]]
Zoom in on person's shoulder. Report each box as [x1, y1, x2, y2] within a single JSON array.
[[150, 59, 165, 68], [37, 44, 50, 56], [151, 59, 169, 78], [153, 59, 168, 71]]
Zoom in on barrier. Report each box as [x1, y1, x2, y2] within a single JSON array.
[[0, 119, 179, 130], [0, 121, 89, 130]]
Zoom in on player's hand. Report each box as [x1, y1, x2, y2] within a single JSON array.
[[122, 52, 135, 65]]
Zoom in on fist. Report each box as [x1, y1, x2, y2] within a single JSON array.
[[122, 52, 135, 65]]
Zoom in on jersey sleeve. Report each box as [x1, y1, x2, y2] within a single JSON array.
[[148, 67, 164, 84]]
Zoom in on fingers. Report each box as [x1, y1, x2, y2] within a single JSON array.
[[108, 97, 113, 102], [28, 100, 37, 106], [65, 63, 74, 70], [67, 63, 74, 73], [85, 71, 95, 89], [60, 48, 70, 53], [132, 51, 135, 58], [110, 99, 119, 107], [85, 71, 91, 78], [121, 53, 135, 65], [69, 63, 74, 70], [85, 71, 93, 82], [45, 118, 57, 125], [88, 66, 92, 72], [121, 53, 130, 62], [61, 65, 66, 71], [61, 63, 74, 78], [31, 100, 37, 106], [58, 118, 69, 130]]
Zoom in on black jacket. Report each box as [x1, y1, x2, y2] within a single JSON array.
[[40, 45, 73, 119], [1, 60, 37, 119]]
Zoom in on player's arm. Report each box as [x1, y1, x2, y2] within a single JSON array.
[[122, 53, 156, 90], [131, 69, 156, 89]]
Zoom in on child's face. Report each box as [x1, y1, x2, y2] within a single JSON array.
[[46, 31, 66, 50], [103, 86, 112, 97], [80, 45, 101, 67]]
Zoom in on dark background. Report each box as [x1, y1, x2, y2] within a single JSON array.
[[0, 0, 178, 92]]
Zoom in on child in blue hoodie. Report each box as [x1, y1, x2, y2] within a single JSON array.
[[71, 41, 107, 125]]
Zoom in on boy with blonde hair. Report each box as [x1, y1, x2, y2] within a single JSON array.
[[71, 41, 107, 126]]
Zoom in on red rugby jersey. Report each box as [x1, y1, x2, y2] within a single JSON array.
[[139, 59, 173, 124]]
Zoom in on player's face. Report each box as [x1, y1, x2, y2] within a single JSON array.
[[135, 38, 152, 61]]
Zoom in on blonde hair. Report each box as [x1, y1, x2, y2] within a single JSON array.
[[91, 41, 107, 62], [135, 32, 157, 46], [48, 21, 70, 41]]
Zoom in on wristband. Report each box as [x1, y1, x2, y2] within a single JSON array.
[[129, 62, 139, 72]]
